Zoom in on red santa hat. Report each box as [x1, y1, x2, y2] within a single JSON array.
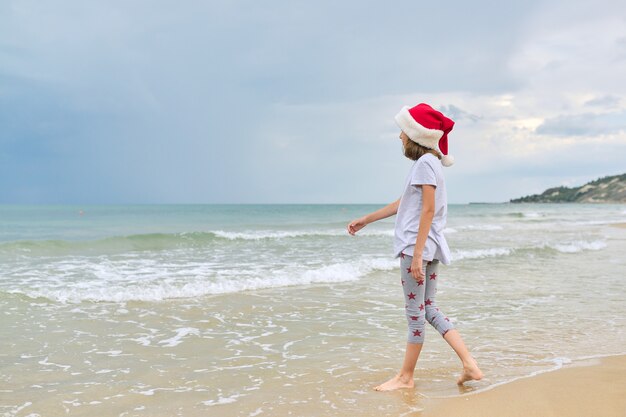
[[394, 103, 455, 167]]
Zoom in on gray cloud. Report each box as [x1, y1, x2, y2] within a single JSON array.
[[584, 95, 622, 108], [437, 104, 482, 122], [535, 111, 626, 136], [0, 0, 544, 204], [1, 0, 625, 204]]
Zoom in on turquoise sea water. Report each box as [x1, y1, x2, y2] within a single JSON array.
[[1, 203, 625, 416], [1, 203, 623, 302]]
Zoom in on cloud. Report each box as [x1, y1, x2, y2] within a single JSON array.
[[535, 111, 626, 136], [1, 0, 626, 204], [436, 104, 482, 122], [584, 95, 622, 108]]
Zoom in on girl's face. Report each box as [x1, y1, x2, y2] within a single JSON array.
[[399, 131, 410, 151]]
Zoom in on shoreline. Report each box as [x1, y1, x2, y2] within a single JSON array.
[[420, 353, 626, 416]]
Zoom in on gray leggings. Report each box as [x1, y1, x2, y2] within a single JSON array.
[[400, 254, 454, 344]]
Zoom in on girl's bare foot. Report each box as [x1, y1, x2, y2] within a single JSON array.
[[373, 373, 415, 391], [457, 357, 483, 385]]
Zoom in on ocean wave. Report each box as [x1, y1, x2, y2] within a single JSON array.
[[3, 257, 398, 303], [545, 240, 607, 253], [451, 248, 513, 261], [501, 211, 546, 219], [456, 224, 504, 231], [522, 211, 542, 218], [0, 232, 608, 302], [450, 239, 607, 261], [212, 229, 393, 240], [6, 222, 607, 260], [0, 229, 393, 257], [571, 220, 621, 226], [0, 232, 221, 257]]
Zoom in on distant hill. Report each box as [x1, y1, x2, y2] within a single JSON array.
[[510, 173, 626, 203]]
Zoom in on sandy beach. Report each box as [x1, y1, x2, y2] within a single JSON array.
[[421, 354, 626, 417], [2, 204, 625, 416]]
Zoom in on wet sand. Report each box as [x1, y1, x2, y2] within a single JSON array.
[[420, 354, 626, 417]]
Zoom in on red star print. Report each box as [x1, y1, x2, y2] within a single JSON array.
[[408, 292, 416, 300], [406, 267, 412, 273], [425, 299, 432, 306], [412, 329, 421, 337], [401, 279, 405, 286], [419, 303, 424, 311], [400, 253, 405, 259], [410, 316, 418, 321], [417, 279, 424, 286], [430, 273, 437, 280], [445, 317, 450, 322]]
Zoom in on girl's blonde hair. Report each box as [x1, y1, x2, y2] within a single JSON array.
[[403, 139, 442, 161]]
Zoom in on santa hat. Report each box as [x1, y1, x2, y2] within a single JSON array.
[[394, 103, 455, 167]]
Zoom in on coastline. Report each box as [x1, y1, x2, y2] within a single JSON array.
[[2, 204, 625, 416], [419, 353, 626, 417]]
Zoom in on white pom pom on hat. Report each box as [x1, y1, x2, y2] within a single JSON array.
[[441, 154, 454, 167], [394, 103, 455, 166]]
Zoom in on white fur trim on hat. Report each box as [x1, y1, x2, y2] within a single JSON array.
[[394, 106, 443, 149]]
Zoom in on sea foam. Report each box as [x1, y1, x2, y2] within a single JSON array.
[[548, 240, 607, 253], [6, 257, 398, 303]]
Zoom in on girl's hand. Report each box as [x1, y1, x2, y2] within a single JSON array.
[[410, 257, 425, 281], [347, 216, 368, 235]]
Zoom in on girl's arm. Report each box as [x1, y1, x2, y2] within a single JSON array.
[[347, 198, 400, 235], [365, 198, 401, 223], [410, 185, 435, 279]]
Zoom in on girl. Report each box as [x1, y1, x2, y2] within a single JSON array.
[[347, 103, 483, 391]]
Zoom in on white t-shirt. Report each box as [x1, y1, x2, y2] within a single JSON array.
[[393, 153, 451, 265]]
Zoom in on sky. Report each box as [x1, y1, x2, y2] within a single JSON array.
[[1, 0, 625, 204]]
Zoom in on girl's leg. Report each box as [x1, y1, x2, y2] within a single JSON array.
[[423, 260, 483, 384], [443, 329, 484, 384], [423, 260, 454, 337], [403, 254, 427, 345], [398, 254, 428, 375], [373, 254, 427, 391]]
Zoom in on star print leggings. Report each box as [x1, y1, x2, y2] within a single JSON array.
[[400, 254, 454, 344]]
